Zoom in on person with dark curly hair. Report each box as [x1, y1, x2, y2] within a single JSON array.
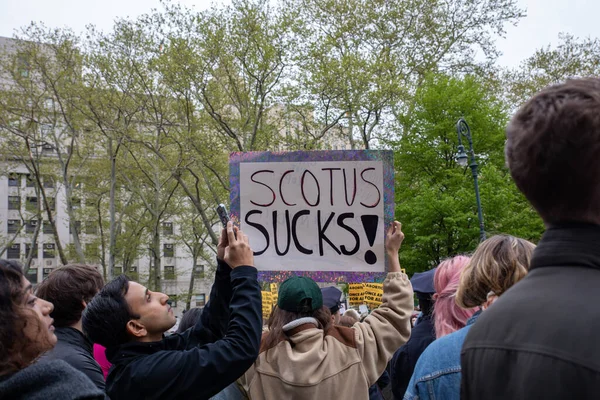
[[0, 259, 104, 400]]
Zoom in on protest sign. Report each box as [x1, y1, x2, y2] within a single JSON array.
[[230, 150, 394, 282], [261, 291, 273, 318], [270, 283, 279, 304], [363, 283, 383, 307], [348, 283, 365, 305]]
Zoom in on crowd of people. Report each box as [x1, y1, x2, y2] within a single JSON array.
[[1, 78, 599, 399]]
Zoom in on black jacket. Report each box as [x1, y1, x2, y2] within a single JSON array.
[[40, 326, 106, 392], [0, 359, 104, 400], [462, 223, 600, 399], [105, 262, 262, 400], [390, 315, 436, 399]]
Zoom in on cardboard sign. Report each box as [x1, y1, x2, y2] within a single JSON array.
[[230, 151, 394, 280]]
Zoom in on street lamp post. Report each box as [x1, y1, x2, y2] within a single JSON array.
[[455, 118, 486, 242]]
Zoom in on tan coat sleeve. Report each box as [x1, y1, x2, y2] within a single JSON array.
[[353, 271, 413, 385]]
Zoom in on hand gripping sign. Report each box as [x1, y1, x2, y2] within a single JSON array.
[[230, 150, 394, 282]]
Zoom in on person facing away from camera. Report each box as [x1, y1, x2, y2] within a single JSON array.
[[239, 221, 414, 400], [36, 264, 106, 393], [391, 255, 474, 400], [461, 77, 600, 400], [404, 235, 535, 400]]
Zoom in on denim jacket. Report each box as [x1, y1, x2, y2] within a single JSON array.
[[403, 311, 481, 400]]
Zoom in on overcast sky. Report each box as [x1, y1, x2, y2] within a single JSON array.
[[0, 0, 598, 68]]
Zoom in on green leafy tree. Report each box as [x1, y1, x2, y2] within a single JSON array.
[[505, 33, 600, 107], [392, 73, 543, 274]]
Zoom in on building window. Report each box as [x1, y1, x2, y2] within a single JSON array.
[[43, 176, 54, 188], [17, 55, 29, 78], [168, 296, 177, 308], [86, 222, 97, 235], [163, 222, 173, 235], [25, 197, 38, 212], [8, 196, 20, 210], [69, 221, 81, 234], [195, 294, 206, 307], [43, 221, 54, 234], [8, 174, 19, 187], [26, 243, 38, 259], [26, 175, 35, 187], [26, 220, 38, 234], [44, 98, 54, 109], [7, 244, 20, 259], [163, 244, 174, 258], [43, 243, 55, 259], [40, 124, 52, 139], [193, 265, 205, 279], [42, 143, 54, 154], [127, 266, 138, 279], [7, 220, 20, 234], [26, 268, 38, 284], [164, 265, 175, 280], [43, 268, 53, 278], [84, 244, 100, 260]]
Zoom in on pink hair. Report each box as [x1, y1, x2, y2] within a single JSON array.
[[433, 256, 476, 338]]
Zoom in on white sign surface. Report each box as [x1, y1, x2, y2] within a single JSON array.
[[240, 161, 385, 272]]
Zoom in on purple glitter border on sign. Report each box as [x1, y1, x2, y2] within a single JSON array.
[[230, 150, 394, 283]]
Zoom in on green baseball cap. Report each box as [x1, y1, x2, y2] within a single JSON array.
[[277, 276, 323, 313]]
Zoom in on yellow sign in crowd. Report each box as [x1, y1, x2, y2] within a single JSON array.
[[349, 283, 383, 307], [262, 276, 408, 320]]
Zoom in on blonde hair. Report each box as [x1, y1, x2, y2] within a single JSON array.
[[456, 235, 536, 308]]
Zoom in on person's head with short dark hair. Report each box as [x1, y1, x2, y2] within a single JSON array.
[[0, 259, 56, 376], [82, 275, 176, 348], [177, 307, 203, 333], [506, 77, 600, 224], [36, 264, 104, 328]]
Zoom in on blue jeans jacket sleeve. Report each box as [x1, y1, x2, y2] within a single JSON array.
[[403, 318, 478, 400]]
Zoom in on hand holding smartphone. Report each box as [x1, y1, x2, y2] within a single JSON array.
[[217, 203, 230, 227]]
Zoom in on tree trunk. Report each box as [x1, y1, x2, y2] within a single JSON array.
[[108, 137, 118, 280], [186, 249, 197, 311], [24, 186, 42, 269], [96, 196, 108, 280]]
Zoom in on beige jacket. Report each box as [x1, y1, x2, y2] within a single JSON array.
[[239, 272, 413, 400]]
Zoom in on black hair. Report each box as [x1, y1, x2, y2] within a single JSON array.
[[82, 275, 140, 348], [177, 307, 202, 333]]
